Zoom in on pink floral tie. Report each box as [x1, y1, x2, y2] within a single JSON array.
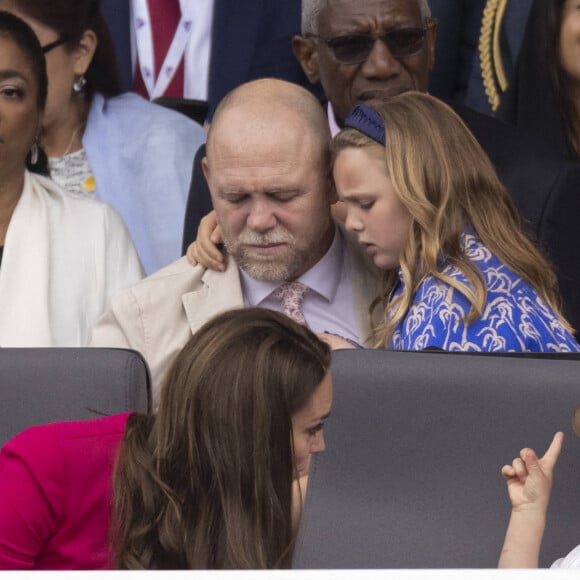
[[272, 281, 310, 325]]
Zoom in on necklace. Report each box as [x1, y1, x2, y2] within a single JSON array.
[[61, 125, 83, 157]]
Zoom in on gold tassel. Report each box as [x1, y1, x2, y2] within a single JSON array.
[[479, 0, 508, 111]]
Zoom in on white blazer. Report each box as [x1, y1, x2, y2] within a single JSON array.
[[0, 171, 143, 346]]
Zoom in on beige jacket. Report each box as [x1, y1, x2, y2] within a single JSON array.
[[90, 224, 381, 407]]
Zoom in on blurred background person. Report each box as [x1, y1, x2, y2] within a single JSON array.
[[99, 0, 321, 121], [427, 0, 486, 104], [498, 0, 580, 160], [0, 0, 206, 275], [0, 10, 142, 347]]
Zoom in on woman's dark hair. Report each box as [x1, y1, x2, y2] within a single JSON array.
[[0, 10, 48, 174], [0, 10, 46, 107], [498, 0, 577, 158], [9, 0, 121, 97], [546, 0, 579, 157], [113, 308, 331, 569]]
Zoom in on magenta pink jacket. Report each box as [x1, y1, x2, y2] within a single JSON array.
[[0, 413, 131, 569]]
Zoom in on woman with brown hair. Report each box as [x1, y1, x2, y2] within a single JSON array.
[[331, 92, 579, 352], [0, 308, 332, 569], [0, 10, 142, 346]]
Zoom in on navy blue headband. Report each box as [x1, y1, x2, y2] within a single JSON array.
[[343, 103, 386, 145]]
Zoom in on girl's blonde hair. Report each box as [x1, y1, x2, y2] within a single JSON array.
[[332, 92, 570, 347]]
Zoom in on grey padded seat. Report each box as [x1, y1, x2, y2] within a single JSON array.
[[293, 349, 580, 569], [0, 348, 150, 446]]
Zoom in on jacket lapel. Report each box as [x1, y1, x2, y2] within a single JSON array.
[[181, 258, 245, 333]]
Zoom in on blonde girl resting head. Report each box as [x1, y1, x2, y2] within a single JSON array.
[[331, 92, 579, 352]]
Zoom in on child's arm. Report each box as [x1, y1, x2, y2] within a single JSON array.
[[498, 432, 563, 568], [186, 210, 225, 271]]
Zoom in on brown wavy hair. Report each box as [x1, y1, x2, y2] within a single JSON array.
[[332, 92, 570, 347], [113, 308, 331, 569], [548, 0, 580, 157]]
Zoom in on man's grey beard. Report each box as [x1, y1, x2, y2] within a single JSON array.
[[223, 229, 308, 282]]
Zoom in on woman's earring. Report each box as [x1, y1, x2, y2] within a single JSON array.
[[30, 138, 39, 165], [73, 75, 86, 93]]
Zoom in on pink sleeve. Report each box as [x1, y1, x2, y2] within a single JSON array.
[[0, 428, 64, 570]]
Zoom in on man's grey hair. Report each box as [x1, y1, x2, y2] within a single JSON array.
[[301, 0, 431, 35]]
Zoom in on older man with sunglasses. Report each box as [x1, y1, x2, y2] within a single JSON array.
[[293, 0, 435, 130], [289, 0, 580, 338]]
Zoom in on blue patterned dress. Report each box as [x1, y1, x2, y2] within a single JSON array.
[[389, 233, 580, 352]]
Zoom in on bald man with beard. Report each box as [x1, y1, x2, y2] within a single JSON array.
[[290, 0, 580, 337], [90, 79, 381, 406]]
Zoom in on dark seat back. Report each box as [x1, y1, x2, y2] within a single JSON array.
[[0, 348, 150, 446], [154, 98, 209, 126], [293, 349, 580, 568], [182, 144, 213, 255]]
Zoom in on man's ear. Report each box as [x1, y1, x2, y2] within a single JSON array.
[[73, 29, 98, 76], [201, 156, 210, 185], [292, 35, 321, 84]]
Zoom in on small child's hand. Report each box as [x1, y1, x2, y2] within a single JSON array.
[[501, 432, 563, 514], [186, 210, 225, 271]]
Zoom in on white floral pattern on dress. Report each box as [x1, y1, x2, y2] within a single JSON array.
[[48, 149, 95, 197], [389, 233, 580, 352]]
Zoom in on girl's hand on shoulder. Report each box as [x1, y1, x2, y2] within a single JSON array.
[[186, 210, 226, 271]]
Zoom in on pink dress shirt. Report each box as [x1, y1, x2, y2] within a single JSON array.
[[240, 225, 360, 343], [0, 413, 131, 570]]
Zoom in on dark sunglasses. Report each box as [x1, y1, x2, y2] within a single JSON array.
[[307, 22, 432, 64], [41, 36, 69, 54]]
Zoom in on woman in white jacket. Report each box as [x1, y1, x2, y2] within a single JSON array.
[[0, 0, 206, 275], [0, 11, 142, 346]]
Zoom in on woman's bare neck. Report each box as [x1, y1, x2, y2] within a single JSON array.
[[41, 95, 90, 158]]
